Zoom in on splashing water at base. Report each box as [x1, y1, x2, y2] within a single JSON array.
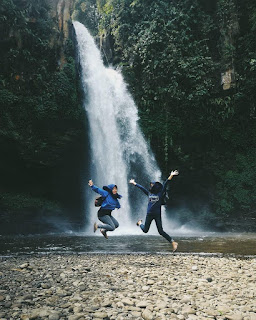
[[73, 21, 161, 234]]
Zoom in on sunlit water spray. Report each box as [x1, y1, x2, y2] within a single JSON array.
[[73, 21, 163, 234]]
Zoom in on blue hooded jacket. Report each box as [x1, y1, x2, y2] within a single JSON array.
[[135, 179, 168, 214], [91, 184, 122, 210]]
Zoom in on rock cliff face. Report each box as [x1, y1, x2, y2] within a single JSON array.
[[46, 0, 75, 67], [47, 0, 74, 40]]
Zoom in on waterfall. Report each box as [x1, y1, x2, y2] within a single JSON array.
[[73, 21, 161, 234]]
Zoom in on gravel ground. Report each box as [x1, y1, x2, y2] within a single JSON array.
[[0, 254, 256, 320]]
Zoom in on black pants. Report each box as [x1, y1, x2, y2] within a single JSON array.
[[140, 212, 173, 243]]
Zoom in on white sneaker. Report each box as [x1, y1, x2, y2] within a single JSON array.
[[136, 219, 142, 226]]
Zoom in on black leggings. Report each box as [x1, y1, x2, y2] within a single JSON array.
[[140, 212, 173, 243]]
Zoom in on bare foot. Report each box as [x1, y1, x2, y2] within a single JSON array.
[[172, 241, 178, 253]]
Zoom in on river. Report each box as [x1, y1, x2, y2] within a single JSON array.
[[1, 233, 256, 258]]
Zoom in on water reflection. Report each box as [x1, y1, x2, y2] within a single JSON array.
[[1, 233, 256, 258]]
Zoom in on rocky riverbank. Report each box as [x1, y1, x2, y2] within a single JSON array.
[[0, 254, 256, 320]]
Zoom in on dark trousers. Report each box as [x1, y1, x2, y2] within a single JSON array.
[[140, 212, 173, 243]]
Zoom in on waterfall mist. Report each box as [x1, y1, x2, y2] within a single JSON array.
[[73, 21, 162, 234]]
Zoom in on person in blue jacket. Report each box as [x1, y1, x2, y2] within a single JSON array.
[[129, 170, 179, 252], [88, 179, 122, 239]]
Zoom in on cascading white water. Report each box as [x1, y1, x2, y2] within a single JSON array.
[[73, 21, 162, 234]]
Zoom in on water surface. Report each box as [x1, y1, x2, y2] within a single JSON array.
[[1, 233, 256, 258]]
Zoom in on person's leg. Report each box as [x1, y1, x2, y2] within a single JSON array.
[[154, 214, 173, 242], [155, 214, 173, 242], [140, 213, 154, 233], [109, 216, 119, 229], [98, 215, 116, 231], [155, 214, 178, 252]]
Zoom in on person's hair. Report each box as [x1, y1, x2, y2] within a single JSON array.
[[103, 185, 119, 198], [150, 182, 163, 194]]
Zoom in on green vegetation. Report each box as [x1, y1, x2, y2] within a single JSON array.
[[76, 0, 256, 226], [0, 0, 85, 228], [1, 0, 256, 231]]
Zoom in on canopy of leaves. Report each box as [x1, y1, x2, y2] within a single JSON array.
[[0, 0, 85, 221], [77, 0, 256, 223]]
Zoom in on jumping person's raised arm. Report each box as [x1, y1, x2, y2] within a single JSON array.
[[159, 170, 179, 197], [168, 170, 179, 181], [88, 179, 108, 197], [129, 179, 149, 196]]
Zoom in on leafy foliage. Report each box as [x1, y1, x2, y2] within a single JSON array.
[[1, 0, 256, 229], [77, 0, 256, 224], [0, 0, 85, 219]]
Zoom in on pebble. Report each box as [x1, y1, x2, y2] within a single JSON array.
[[93, 311, 108, 318], [142, 309, 154, 320], [136, 300, 149, 308], [49, 313, 60, 320], [0, 254, 255, 320], [122, 298, 134, 306]]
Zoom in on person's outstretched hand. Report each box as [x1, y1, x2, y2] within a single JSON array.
[[168, 170, 179, 180], [129, 179, 137, 185], [88, 179, 94, 186]]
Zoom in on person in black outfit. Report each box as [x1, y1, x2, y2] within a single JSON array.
[[129, 170, 179, 252]]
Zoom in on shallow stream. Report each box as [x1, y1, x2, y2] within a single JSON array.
[[1, 233, 256, 258]]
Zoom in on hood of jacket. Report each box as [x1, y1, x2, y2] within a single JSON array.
[[150, 181, 163, 194], [103, 184, 122, 199]]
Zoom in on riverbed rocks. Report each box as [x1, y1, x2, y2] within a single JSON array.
[[0, 254, 255, 319]]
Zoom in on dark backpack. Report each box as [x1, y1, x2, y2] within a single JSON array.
[[94, 195, 106, 207]]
